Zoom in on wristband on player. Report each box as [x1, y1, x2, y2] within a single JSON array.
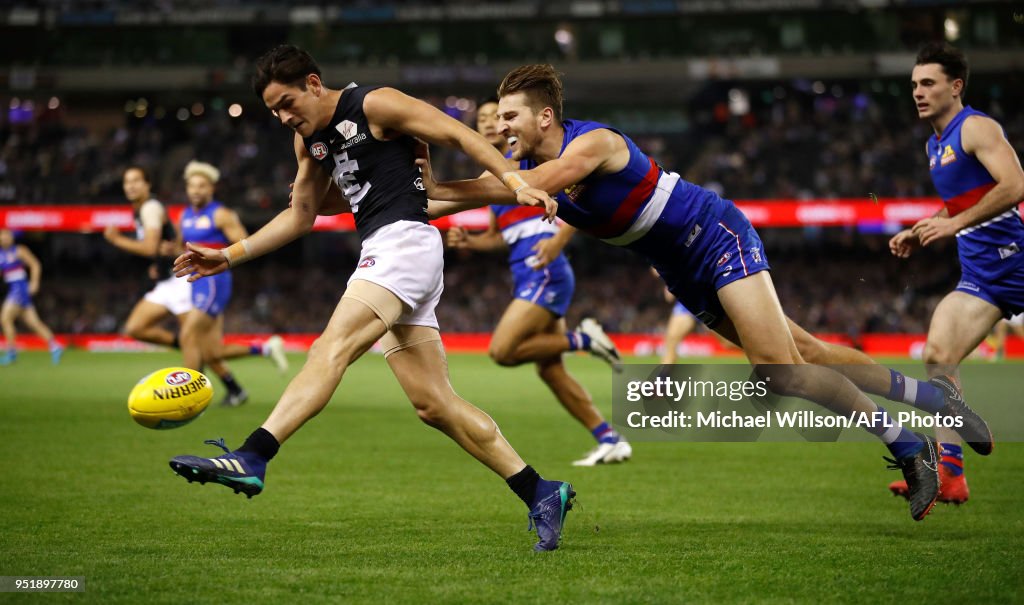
[[222, 239, 253, 268], [502, 172, 530, 194]]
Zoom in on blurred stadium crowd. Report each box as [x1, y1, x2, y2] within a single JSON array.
[[2, 77, 1019, 337], [2, 1, 1021, 340]]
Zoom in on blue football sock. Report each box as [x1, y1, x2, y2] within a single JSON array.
[[566, 332, 592, 352], [888, 370, 945, 413], [590, 422, 620, 444], [863, 405, 924, 459]]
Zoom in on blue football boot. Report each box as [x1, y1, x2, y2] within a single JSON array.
[[169, 438, 266, 498], [527, 481, 575, 551]]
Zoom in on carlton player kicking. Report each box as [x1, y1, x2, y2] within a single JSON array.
[[168, 45, 576, 552]]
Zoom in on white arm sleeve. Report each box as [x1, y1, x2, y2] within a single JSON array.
[[138, 199, 165, 232]]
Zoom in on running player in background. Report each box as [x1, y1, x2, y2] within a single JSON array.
[[0, 229, 64, 365], [423, 63, 995, 521], [105, 166, 191, 351], [447, 97, 629, 467], [176, 161, 288, 407], [887, 42, 1024, 504], [168, 45, 574, 551]]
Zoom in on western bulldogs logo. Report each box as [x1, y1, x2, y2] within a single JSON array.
[[358, 257, 376, 268], [165, 371, 192, 386], [716, 251, 732, 267], [310, 142, 328, 160], [749, 247, 762, 264]]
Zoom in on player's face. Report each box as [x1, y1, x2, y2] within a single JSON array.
[[186, 175, 214, 208], [122, 169, 151, 203], [263, 78, 320, 138], [475, 102, 507, 151], [497, 92, 543, 161], [0, 230, 12, 248], [911, 63, 961, 121]]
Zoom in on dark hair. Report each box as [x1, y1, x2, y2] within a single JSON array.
[[916, 42, 969, 97], [478, 95, 499, 108], [123, 165, 151, 183], [498, 64, 563, 123], [252, 45, 322, 99]]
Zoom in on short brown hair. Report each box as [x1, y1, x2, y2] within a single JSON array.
[[916, 42, 969, 99], [252, 45, 322, 99], [123, 165, 151, 183], [498, 64, 563, 123]]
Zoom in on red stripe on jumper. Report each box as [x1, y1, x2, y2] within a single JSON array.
[[497, 206, 547, 230], [588, 157, 659, 239], [946, 182, 995, 217]]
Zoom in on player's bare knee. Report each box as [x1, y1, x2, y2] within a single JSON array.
[[123, 321, 144, 340], [410, 390, 450, 428], [308, 335, 356, 369], [488, 343, 520, 367], [793, 334, 828, 365], [922, 340, 958, 366]]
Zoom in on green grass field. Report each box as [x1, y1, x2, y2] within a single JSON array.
[[1, 351, 1021, 603]]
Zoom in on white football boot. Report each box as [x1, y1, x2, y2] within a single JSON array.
[[578, 317, 623, 372], [572, 439, 633, 467], [264, 335, 289, 374]]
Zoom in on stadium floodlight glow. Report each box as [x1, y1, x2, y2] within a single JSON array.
[[944, 17, 960, 41], [9, 98, 20, 110], [812, 81, 826, 95], [455, 97, 471, 111], [445, 96, 458, 108], [48, 97, 59, 110], [554, 27, 574, 46], [176, 108, 189, 121], [228, 103, 243, 118], [137, 98, 148, 110], [191, 102, 204, 117], [728, 88, 750, 116], [124, 100, 136, 113]]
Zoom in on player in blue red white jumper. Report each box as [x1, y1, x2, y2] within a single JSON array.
[[423, 63, 996, 521], [177, 161, 289, 407], [447, 97, 631, 466], [0, 229, 63, 365], [887, 43, 1023, 504]]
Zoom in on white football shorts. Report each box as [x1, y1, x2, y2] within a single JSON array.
[[346, 220, 444, 330], [144, 275, 193, 316]]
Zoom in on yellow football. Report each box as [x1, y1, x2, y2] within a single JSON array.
[[128, 367, 213, 429]]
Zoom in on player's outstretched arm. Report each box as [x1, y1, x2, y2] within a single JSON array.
[[175, 134, 328, 281], [428, 129, 624, 220], [364, 88, 555, 218]]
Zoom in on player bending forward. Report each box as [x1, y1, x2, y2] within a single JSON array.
[[169, 45, 575, 551]]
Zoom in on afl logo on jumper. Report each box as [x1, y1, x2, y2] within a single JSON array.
[[310, 142, 328, 160], [358, 257, 376, 268]]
